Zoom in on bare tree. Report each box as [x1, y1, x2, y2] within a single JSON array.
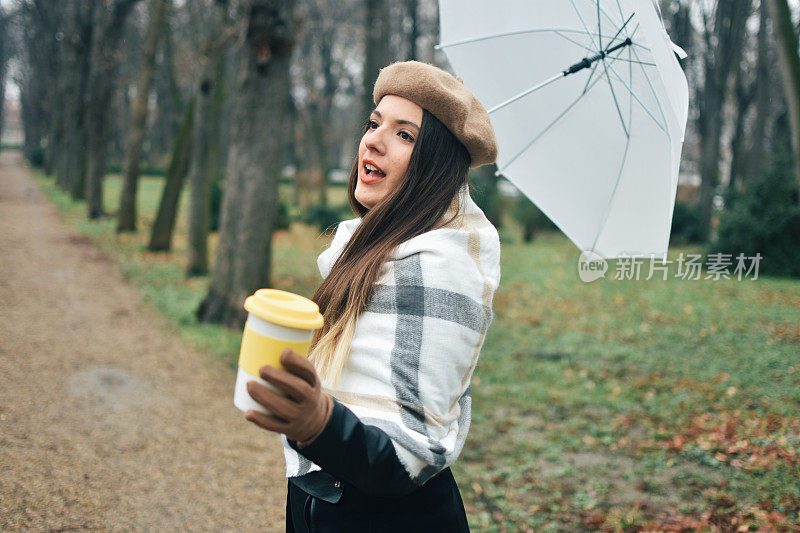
[[148, 98, 193, 251], [362, 0, 390, 123], [197, 0, 296, 327], [765, 0, 800, 201], [302, 0, 344, 208], [14, 1, 61, 167], [745, 0, 777, 184], [0, 7, 10, 147], [695, 0, 753, 240], [186, 0, 234, 276], [59, 0, 95, 200], [117, 0, 170, 232], [288, 0, 360, 213], [728, 14, 759, 191], [407, 0, 419, 61], [32, 0, 68, 177], [147, 5, 194, 252], [84, 0, 143, 219]]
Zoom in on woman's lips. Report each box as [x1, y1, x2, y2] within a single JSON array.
[[360, 170, 386, 184], [361, 160, 386, 184]]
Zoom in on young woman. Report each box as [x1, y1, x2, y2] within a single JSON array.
[[244, 60, 501, 532]]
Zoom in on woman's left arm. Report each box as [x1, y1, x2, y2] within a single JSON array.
[[245, 349, 421, 497]]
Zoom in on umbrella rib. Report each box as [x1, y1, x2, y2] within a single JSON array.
[[615, 0, 629, 39], [570, 0, 599, 49], [597, 0, 602, 50], [610, 0, 652, 54], [435, 28, 640, 51], [486, 31, 622, 114], [604, 58, 667, 134], [605, 56, 655, 67], [553, 30, 596, 54], [493, 65, 610, 176], [606, 11, 636, 51], [599, 27, 666, 135], [595, 39, 643, 137], [601, 58, 629, 138], [595, 0, 629, 37], [486, 34, 631, 115], [487, 73, 564, 114], [581, 58, 601, 95], [590, 41, 636, 254], [590, 119, 632, 254], [629, 43, 671, 140]]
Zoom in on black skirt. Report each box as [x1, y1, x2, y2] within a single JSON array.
[[285, 467, 470, 532]]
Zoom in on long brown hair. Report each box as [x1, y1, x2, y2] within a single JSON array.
[[308, 106, 472, 385]]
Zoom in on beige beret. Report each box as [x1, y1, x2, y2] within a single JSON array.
[[373, 60, 498, 169]]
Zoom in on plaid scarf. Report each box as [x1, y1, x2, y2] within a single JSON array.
[[281, 184, 501, 484]]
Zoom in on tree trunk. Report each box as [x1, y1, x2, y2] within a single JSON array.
[[197, 0, 296, 327], [315, 33, 336, 208], [18, 1, 65, 167], [289, 90, 302, 209], [148, 98, 194, 252], [150, 10, 183, 158], [362, 0, 390, 122], [187, 0, 230, 276], [0, 8, 8, 149], [765, 0, 800, 201], [696, 0, 752, 241], [45, 85, 65, 177], [728, 51, 755, 191], [61, 1, 94, 200], [84, 0, 142, 220], [38, 2, 66, 178], [292, 33, 313, 211], [408, 0, 419, 60], [309, 99, 330, 208], [747, 0, 773, 183], [118, 0, 169, 232]]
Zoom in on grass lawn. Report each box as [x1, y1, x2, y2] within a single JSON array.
[[36, 171, 800, 532]]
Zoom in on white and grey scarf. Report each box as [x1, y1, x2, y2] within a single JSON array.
[[281, 184, 501, 485]]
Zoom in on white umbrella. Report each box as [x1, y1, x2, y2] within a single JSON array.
[[437, 0, 689, 259]]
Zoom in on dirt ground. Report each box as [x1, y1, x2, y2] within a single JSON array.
[[0, 150, 286, 531]]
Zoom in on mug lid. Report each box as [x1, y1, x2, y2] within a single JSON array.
[[244, 289, 324, 330]]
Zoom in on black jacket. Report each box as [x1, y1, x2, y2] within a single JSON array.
[[286, 398, 470, 532], [287, 397, 420, 503]]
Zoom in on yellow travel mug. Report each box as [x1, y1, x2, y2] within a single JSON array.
[[233, 288, 324, 415]]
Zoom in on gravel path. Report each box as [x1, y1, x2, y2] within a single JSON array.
[[0, 151, 286, 531]]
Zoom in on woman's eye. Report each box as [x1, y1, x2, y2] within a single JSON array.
[[367, 120, 378, 129], [399, 131, 415, 142]]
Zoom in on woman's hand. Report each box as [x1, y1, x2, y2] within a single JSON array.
[[245, 348, 333, 446]]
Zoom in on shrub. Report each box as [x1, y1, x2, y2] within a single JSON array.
[[670, 201, 704, 245], [468, 167, 503, 228], [27, 146, 46, 168], [275, 200, 291, 231], [715, 150, 800, 278], [512, 195, 557, 242], [105, 163, 166, 176], [304, 204, 352, 233]]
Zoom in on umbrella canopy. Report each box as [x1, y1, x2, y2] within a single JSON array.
[[437, 0, 689, 259]]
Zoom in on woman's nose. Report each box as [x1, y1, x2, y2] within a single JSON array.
[[364, 127, 385, 153]]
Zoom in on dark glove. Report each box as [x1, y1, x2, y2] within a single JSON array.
[[245, 348, 333, 446]]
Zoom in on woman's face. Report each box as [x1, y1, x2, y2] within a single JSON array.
[[354, 95, 423, 210]]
